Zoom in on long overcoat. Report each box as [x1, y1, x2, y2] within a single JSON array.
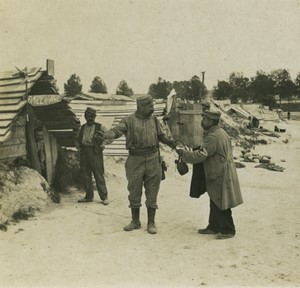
[[181, 125, 243, 210]]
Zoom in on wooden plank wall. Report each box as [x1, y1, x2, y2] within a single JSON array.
[[69, 100, 165, 156], [168, 102, 204, 148], [0, 112, 27, 162]]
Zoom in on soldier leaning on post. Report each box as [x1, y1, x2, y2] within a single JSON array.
[[75, 107, 111, 205], [176, 110, 243, 239], [98, 95, 176, 234]]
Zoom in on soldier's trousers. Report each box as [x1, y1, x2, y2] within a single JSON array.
[[125, 152, 161, 209], [80, 146, 108, 200], [208, 199, 236, 234]]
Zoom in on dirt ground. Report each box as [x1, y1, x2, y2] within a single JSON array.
[[1, 121, 300, 288]]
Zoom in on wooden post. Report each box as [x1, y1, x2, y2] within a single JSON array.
[[43, 127, 53, 184], [200, 71, 206, 101], [26, 112, 41, 173]]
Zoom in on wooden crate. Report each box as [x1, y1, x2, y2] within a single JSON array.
[[168, 102, 204, 148]]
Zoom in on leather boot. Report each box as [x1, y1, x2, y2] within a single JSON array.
[[123, 208, 141, 231], [147, 208, 157, 234]]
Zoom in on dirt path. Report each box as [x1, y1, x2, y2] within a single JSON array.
[[1, 122, 300, 288]]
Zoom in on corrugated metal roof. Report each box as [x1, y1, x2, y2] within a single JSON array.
[[0, 67, 42, 142]]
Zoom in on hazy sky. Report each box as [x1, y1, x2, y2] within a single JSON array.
[[1, 0, 300, 93]]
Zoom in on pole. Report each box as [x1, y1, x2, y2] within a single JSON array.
[[200, 71, 205, 102]]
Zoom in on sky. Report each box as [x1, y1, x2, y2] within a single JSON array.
[[1, 0, 300, 93]]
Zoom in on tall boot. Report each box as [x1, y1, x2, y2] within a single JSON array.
[[123, 208, 141, 231], [147, 208, 157, 234]]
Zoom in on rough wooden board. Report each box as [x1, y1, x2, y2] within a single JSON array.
[[0, 127, 10, 136], [0, 81, 35, 93], [0, 130, 11, 143], [0, 136, 26, 146], [28, 94, 63, 106], [0, 120, 11, 128], [43, 127, 53, 184], [0, 92, 24, 99], [0, 142, 26, 160], [0, 98, 22, 106], [179, 110, 203, 115], [50, 134, 58, 177], [0, 100, 27, 112], [0, 71, 43, 87], [0, 67, 42, 80]]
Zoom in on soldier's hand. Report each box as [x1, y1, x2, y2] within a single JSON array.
[[176, 149, 184, 157], [94, 130, 106, 143], [95, 130, 104, 139], [168, 140, 177, 150], [103, 130, 116, 139], [197, 146, 208, 157]]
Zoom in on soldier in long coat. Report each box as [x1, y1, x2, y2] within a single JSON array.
[[176, 110, 243, 239]]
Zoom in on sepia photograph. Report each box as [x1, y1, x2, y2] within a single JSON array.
[[0, 0, 300, 287]]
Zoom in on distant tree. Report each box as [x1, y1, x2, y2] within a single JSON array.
[[148, 77, 172, 99], [116, 80, 133, 96], [249, 71, 275, 103], [173, 80, 192, 100], [212, 80, 231, 100], [294, 72, 300, 98], [189, 75, 206, 102], [262, 94, 277, 109], [190, 75, 201, 102], [64, 74, 82, 96], [90, 76, 107, 94], [228, 72, 250, 103], [270, 69, 295, 103]]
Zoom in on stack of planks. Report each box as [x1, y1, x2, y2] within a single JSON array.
[[0, 67, 43, 144]]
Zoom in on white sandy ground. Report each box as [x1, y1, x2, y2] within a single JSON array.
[[0, 121, 300, 288]]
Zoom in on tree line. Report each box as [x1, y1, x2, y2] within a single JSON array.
[[63, 69, 300, 107], [63, 73, 207, 102], [213, 69, 300, 107], [64, 74, 134, 97]]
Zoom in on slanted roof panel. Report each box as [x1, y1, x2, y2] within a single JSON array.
[[0, 67, 42, 81], [0, 130, 11, 143], [0, 67, 44, 142], [0, 92, 25, 99], [0, 100, 27, 112], [0, 120, 11, 128], [0, 125, 11, 136], [0, 112, 18, 121], [0, 98, 22, 106], [0, 71, 43, 87], [0, 78, 41, 94]]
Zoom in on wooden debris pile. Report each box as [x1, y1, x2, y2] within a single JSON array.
[[234, 149, 286, 172]]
